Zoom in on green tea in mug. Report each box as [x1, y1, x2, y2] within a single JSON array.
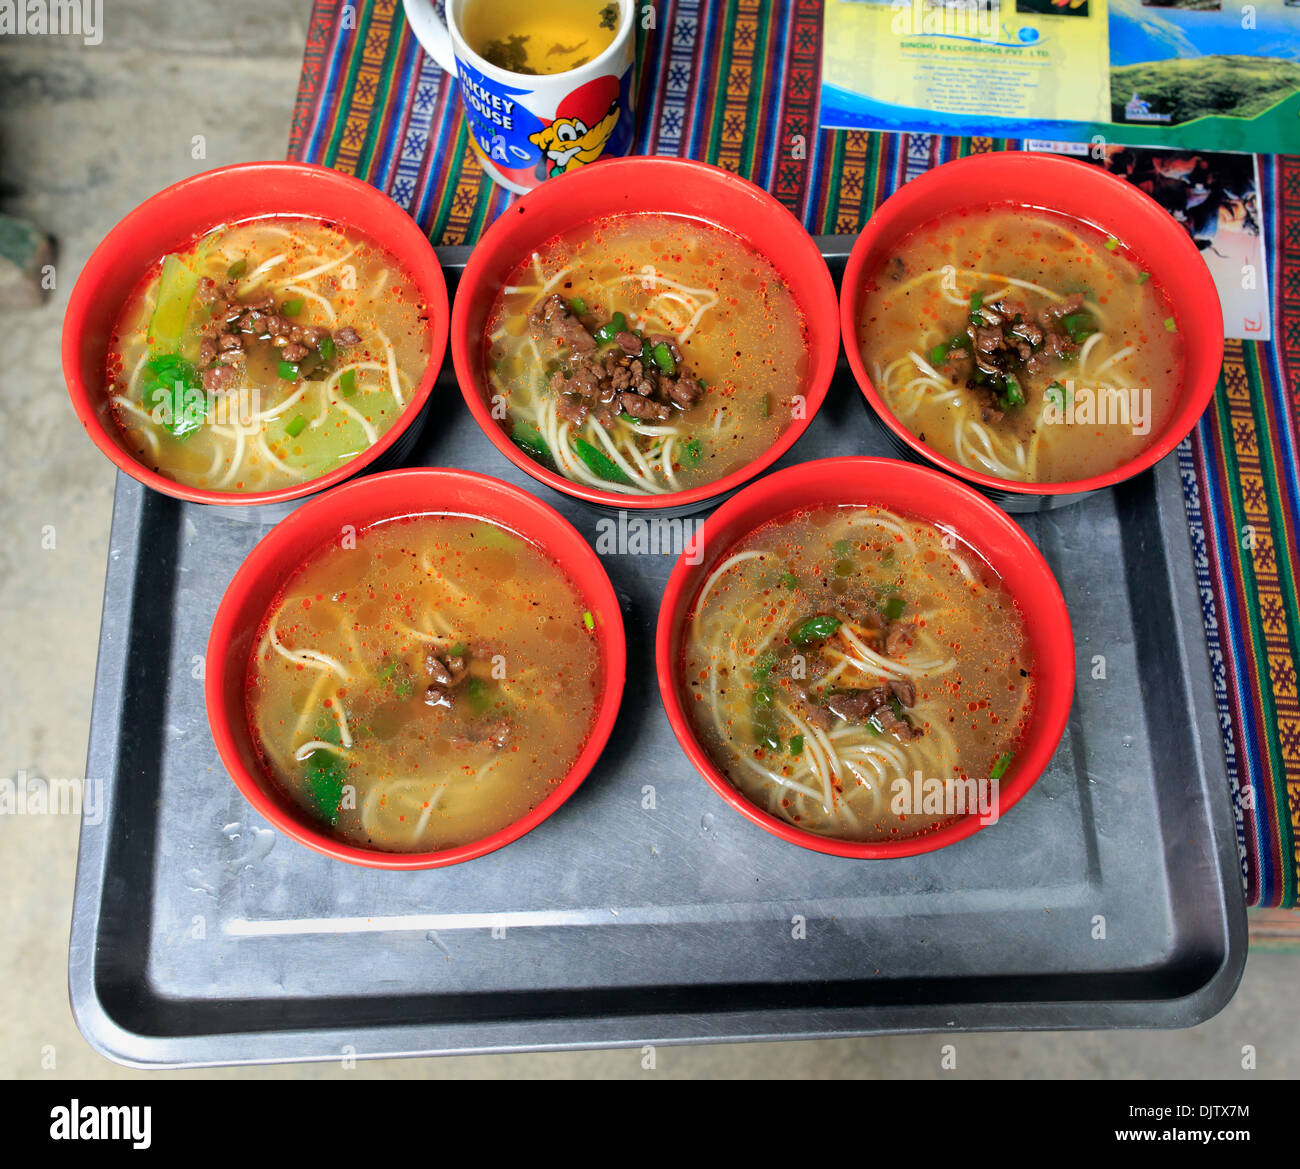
[[463, 0, 621, 76]]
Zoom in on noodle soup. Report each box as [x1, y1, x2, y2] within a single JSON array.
[[106, 216, 431, 493], [246, 515, 603, 853], [855, 205, 1183, 483], [484, 212, 810, 496], [682, 505, 1033, 843]]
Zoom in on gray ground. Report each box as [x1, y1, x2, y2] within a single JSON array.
[[0, 2, 1295, 1079]]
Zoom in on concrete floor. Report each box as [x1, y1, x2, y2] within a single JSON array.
[[1, 1, 1295, 1079]]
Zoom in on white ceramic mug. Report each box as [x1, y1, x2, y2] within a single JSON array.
[[401, 0, 637, 194]]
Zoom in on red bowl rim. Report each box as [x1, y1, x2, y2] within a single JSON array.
[[205, 466, 627, 869], [450, 156, 839, 510], [61, 160, 450, 507], [839, 150, 1224, 497], [654, 456, 1076, 858]]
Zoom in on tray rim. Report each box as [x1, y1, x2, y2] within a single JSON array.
[[67, 240, 1249, 1068]]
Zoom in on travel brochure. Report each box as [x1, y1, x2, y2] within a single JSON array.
[[821, 0, 1300, 153]]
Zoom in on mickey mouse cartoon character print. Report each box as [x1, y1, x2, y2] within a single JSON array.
[[530, 76, 623, 180]]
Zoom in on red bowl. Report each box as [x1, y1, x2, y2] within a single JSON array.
[[206, 467, 626, 868], [62, 161, 450, 506], [655, 457, 1076, 858], [450, 156, 839, 512], [840, 150, 1224, 510]]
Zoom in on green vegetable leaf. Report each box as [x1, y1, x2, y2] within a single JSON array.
[[511, 418, 552, 465], [464, 676, 496, 717], [147, 254, 203, 355], [678, 437, 703, 467], [303, 749, 347, 826], [571, 436, 631, 485], [140, 354, 207, 439], [339, 368, 357, 397], [789, 614, 842, 646], [991, 752, 1014, 782]]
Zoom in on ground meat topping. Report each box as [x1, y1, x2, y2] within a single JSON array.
[[528, 294, 709, 429], [934, 290, 1095, 416], [192, 274, 361, 394]]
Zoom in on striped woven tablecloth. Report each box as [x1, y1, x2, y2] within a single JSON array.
[[287, 0, 1300, 909]]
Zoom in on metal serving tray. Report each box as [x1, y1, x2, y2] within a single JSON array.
[[69, 241, 1247, 1067]]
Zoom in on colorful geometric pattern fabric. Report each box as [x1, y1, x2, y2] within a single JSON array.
[[288, 0, 1300, 907]]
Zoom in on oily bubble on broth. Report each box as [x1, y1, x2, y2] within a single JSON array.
[[245, 514, 603, 854], [683, 504, 1034, 843]]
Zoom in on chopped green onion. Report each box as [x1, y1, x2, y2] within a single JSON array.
[[1061, 312, 1097, 344], [319, 335, 336, 363], [752, 649, 778, 682], [592, 312, 628, 345], [1164, 316, 1178, 333], [339, 368, 357, 397], [882, 595, 905, 621], [930, 342, 951, 366], [1044, 381, 1069, 409], [1002, 374, 1025, 408], [281, 298, 305, 317], [833, 558, 855, 577], [991, 752, 1014, 781], [568, 296, 588, 316], [285, 414, 307, 438], [832, 539, 852, 557], [1137, 271, 1150, 285], [779, 571, 798, 590], [789, 735, 804, 757], [650, 341, 677, 375], [1104, 236, 1119, 252], [969, 290, 984, 312], [277, 359, 300, 382], [582, 611, 595, 631], [226, 258, 248, 280]]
